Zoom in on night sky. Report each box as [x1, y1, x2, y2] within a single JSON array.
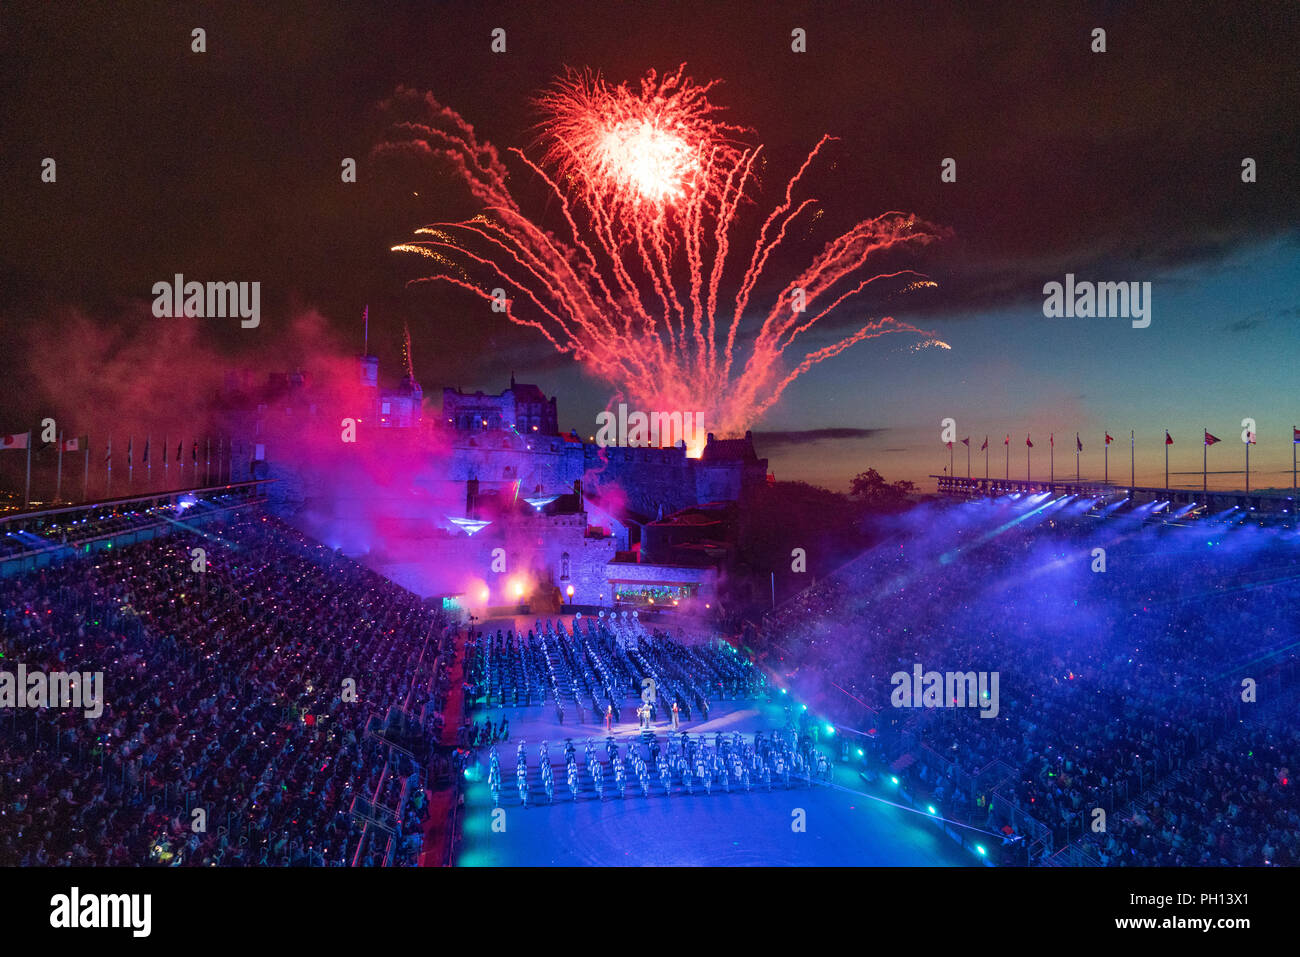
[[2, 1, 1298, 490]]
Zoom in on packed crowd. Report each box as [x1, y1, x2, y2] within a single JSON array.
[[755, 499, 1299, 865], [0, 514, 455, 866]]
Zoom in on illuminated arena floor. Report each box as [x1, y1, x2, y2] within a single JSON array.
[[453, 694, 974, 867]]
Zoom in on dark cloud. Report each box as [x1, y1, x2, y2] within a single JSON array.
[[752, 428, 886, 450], [2, 0, 1298, 421], [1224, 304, 1299, 333]]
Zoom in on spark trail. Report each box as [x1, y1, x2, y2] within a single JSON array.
[[382, 67, 947, 451]]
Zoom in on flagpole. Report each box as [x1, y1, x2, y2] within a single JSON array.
[[1027, 438, 1031, 482], [1245, 435, 1250, 493], [146, 435, 151, 489], [1005, 437, 1009, 481], [949, 443, 954, 478], [1294, 426, 1297, 496], [106, 435, 112, 499], [128, 436, 133, 490], [56, 430, 64, 502], [82, 442, 89, 503], [1076, 434, 1080, 482], [985, 440, 989, 481], [1050, 435, 1054, 484], [1105, 438, 1109, 485], [25, 438, 32, 507], [1130, 430, 1135, 489], [163, 433, 168, 489], [966, 442, 970, 480], [1202, 428, 1206, 494]]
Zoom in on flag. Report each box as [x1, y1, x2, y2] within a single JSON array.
[[1204, 431, 1220, 446], [1076, 434, 1083, 452], [1105, 432, 1113, 445], [127, 436, 133, 466], [176, 441, 182, 463], [1050, 433, 1054, 447], [1, 431, 31, 450], [961, 437, 970, 447], [143, 438, 150, 463], [980, 437, 988, 451], [1246, 431, 1256, 444], [1004, 435, 1010, 446], [1026, 435, 1034, 448], [192, 440, 198, 464], [59, 435, 87, 452], [1165, 431, 1173, 445], [946, 441, 953, 450], [105, 437, 112, 464]]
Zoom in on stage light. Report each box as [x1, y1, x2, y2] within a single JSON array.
[[449, 517, 491, 535], [856, 748, 864, 757], [927, 805, 937, 815], [824, 723, 835, 736], [976, 845, 987, 856], [890, 776, 899, 785]]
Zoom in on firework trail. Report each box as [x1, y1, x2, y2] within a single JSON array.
[[381, 67, 946, 449]]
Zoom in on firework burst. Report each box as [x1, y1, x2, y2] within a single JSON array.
[[381, 68, 946, 450]]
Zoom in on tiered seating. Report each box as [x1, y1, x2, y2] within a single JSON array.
[[0, 513, 453, 867]]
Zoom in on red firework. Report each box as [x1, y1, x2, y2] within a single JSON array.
[[382, 68, 946, 450], [535, 66, 746, 217]]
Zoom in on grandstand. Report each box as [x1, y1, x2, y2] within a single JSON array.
[[754, 491, 1300, 866], [0, 494, 454, 866], [3, 482, 1295, 867]]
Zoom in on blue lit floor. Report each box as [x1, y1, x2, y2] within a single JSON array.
[[454, 697, 973, 867]]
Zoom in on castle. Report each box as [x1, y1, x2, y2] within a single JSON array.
[[216, 348, 769, 612]]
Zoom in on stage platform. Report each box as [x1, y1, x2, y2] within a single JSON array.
[[452, 644, 974, 866]]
